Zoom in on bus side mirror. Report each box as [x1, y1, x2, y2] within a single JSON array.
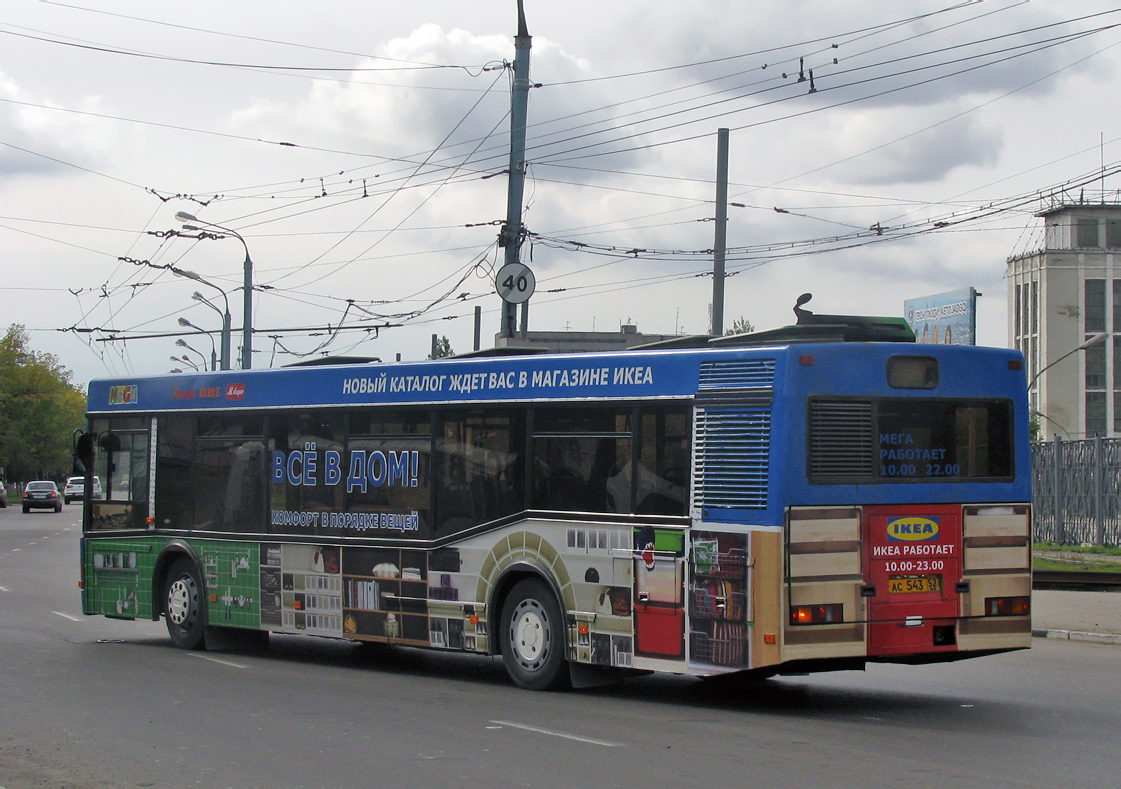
[[74, 431, 94, 475]]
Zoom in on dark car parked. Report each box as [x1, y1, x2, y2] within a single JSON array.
[[23, 481, 62, 513]]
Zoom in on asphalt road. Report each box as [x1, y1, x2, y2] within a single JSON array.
[[2, 504, 1119, 787]]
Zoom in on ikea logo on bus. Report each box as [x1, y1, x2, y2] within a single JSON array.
[[886, 516, 940, 542]]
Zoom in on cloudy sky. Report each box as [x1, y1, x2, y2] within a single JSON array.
[[2, 0, 1120, 384]]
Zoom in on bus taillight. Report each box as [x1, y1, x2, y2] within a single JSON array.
[[790, 604, 843, 625], [986, 596, 1029, 616]]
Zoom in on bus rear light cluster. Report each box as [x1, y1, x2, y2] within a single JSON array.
[[790, 604, 843, 625], [985, 596, 1029, 616]]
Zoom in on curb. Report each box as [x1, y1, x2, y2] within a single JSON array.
[[1032, 628, 1121, 645]]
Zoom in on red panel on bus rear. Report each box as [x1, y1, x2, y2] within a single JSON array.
[[864, 505, 961, 656]]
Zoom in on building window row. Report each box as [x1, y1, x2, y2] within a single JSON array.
[[1083, 279, 1121, 436], [1074, 217, 1121, 249]]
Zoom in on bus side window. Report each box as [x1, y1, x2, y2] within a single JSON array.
[[435, 410, 525, 537], [89, 418, 151, 531], [268, 412, 345, 537], [635, 408, 690, 516], [155, 414, 195, 530], [156, 414, 267, 533], [531, 408, 631, 514]]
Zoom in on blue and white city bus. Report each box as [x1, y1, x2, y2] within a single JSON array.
[[78, 304, 1032, 689]]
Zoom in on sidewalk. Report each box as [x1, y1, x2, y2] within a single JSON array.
[[1031, 589, 1121, 645]]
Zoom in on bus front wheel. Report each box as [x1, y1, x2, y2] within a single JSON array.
[[164, 558, 206, 650], [500, 578, 568, 691]]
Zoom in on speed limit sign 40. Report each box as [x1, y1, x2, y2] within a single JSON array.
[[495, 262, 535, 304]]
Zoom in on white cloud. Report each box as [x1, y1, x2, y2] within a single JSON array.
[[818, 106, 1005, 185]]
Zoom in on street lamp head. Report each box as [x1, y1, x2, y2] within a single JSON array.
[[175, 210, 199, 224], [1082, 333, 1109, 350], [175, 339, 188, 349], [173, 267, 202, 282], [177, 317, 193, 328]]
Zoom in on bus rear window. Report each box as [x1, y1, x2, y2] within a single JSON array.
[[808, 398, 1013, 482]]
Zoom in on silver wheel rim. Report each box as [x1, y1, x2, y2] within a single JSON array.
[[510, 598, 550, 671], [168, 575, 198, 630]]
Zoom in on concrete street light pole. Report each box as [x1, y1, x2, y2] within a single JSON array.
[[178, 317, 217, 371], [499, 1, 533, 339], [175, 339, 206, 371], [191, 290, 232, 371], [170, 267, 232, 370], [176, 211, 254, 369]]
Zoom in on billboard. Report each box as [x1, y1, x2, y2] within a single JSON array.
[[904, 287, 978, 346]]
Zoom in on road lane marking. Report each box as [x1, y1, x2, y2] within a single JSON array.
[[0, 586, 9, 592], [490, 720, 624, 747], [188, 653, 249, 669], [53, 612, 81, 622]]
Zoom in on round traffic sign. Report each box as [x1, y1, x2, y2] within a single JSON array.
[[495, 262, 536, 304]]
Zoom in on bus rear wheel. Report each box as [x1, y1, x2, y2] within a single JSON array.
[[500, 578, 568, 691], [165, 558, 206, 650]]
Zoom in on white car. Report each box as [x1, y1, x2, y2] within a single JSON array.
[[63, 475, 103, 504]]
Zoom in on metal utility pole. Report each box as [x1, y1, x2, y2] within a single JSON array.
[[499, 1, 533, 338], [711, 127, 729, 336]]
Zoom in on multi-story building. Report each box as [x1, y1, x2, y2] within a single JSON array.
[[1007, 197, 1121, 438]]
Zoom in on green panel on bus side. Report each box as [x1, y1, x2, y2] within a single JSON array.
[[653, 529, 684, 554], [85, 539, 157, 620], [193, 540, 261, 630]]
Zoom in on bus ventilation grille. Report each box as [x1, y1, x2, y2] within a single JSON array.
[[808, 399, 874, 480], [696, 358, 776, 406], [694, 408, 771, 512], [693, 360, 775, 516]]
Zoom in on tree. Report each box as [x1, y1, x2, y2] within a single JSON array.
[[0, 325, 87, 482], [428, 335, 455, 359], [724, 316, 754, 336]]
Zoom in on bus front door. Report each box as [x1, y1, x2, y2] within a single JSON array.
[[863, 505, 961, 656]]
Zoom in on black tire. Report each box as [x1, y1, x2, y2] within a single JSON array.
[[500, 578, 568, 691], [22, 505, 29, 514], [55, 501, 62, 512], [164, 558, 206, 650]]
